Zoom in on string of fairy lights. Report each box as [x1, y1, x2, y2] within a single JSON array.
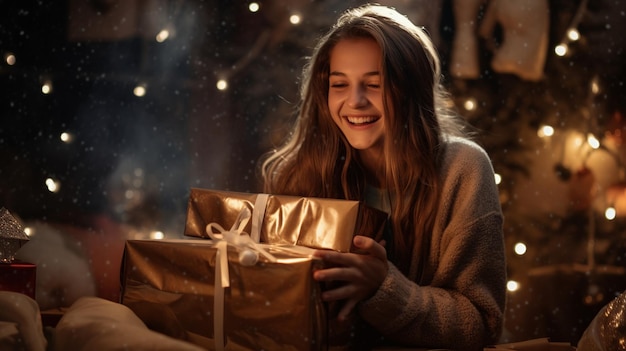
[[3, 1, 622, 296]]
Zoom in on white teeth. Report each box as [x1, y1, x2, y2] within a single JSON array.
[[346, 116, 378, 124]]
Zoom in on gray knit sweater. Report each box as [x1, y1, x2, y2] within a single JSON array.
[[358, 137, 506, 350]]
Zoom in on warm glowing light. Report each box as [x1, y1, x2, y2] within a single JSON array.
[[60, 132, 74, 143], [23, 227, 33, 236], [45, 178, 60, 193], [133, 85, 146, 97], [41, 81, 52, 94], [554, 44, 568, 57], [587, 134, 600, 149], [125, 189, 136, 200], [463, 98, 476, 111], [5, 53, 16, 65], [216, 79, 228, 90], [605, 207, 617, 220], [248, 2, 260, 12], [289, 14, 301, 25], [494, 173, 502, 185], [567, 29, 580, 41], [514, 242, 527, 256], [591, 79, 600, 95], [537, 125, 554, 138], [506, 280, 520, 292], [572, 134, 584, 148], [156, 29, 170, 43], [150, 231, 165, 239]]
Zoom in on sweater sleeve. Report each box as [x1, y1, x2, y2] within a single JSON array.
[[357, 138, 506, 350]]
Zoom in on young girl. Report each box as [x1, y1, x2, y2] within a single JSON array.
[[260, 4, 506, 350]]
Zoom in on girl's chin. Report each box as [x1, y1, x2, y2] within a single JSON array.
[[347, 140, 383, 152]]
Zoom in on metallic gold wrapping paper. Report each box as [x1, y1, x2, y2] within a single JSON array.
[[184, 188, 387, 252], [121, 239, 328, 351], [577, 290, 626, 351]]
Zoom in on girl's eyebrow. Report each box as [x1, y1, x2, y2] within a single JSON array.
[[329, 71, 380, 77]]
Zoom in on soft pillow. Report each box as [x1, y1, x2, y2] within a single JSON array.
[[54, 296, 205, 351], [0, 291, 47, 351]]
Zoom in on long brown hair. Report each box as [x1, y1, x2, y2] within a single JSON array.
[[260, 5, 467, 274]]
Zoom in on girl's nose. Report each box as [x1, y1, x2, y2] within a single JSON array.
[[347, 86, 367, 108]]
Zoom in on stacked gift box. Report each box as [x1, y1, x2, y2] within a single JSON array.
[[120, 188, 388, 351]]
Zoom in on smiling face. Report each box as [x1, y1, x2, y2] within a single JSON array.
[[328, 37, 386, 163]]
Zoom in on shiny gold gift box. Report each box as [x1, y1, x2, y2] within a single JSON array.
[[184, 188, 387, 252], [121, 239, 329, 351]]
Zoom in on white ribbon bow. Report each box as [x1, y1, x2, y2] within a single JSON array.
[[204, 195, 275, 351]]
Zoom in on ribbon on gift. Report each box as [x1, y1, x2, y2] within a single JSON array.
[[250, 193, 269, 243], [205, 200, 276, 351]]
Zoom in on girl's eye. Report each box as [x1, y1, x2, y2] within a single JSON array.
[[330, 82, 347, 88], [367, 84, 380, 88]]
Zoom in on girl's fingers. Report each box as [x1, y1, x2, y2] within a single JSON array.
[[320, 282, 355, 301], [313, 266, 358, 282], [313, 250, 357, 267], [313, 237, 386, 266], [337, 298, 359, 321], [353, 235, 387, 260], [311, 236, 389, 316]]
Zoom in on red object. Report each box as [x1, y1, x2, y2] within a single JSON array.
[[0, 261, 36, 299]]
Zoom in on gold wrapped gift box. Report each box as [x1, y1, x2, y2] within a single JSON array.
[[121, 239, 329, 351], [121, 189, 387, 350], [184, 188, 387, 252]]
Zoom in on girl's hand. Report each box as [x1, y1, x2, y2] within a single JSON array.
[[312, 235, 388, 321]]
